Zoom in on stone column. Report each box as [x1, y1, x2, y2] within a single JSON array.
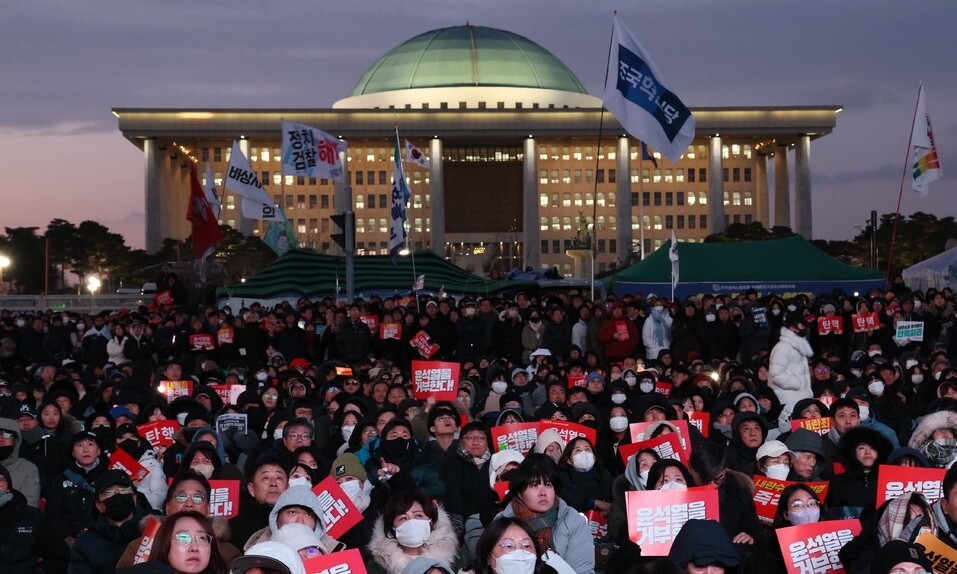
[[522, 137, 540, 269], [429, 138, 444, 255], [793, 135, 812, 239], [774, 145, 791, 229], [145, 138, 162, 253], [754, 154, 769, 227], [616, 137, 632, 267], [709, 136, 725, 234]]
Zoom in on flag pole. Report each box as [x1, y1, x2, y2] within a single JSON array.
[[395, 124, 420, 313], [884, 82, 923, 289], [589, 13, 616, 302]]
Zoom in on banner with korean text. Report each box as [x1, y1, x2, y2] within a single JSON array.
[[312, 476, 363, 539], [626, 486, 719, 555], [207, 480, 240, 519], [776, 519, 861, 574], [492, 422, 539, 455], [410, 360, 459, 401], [303, 548, 367, 574], [281, 121, 346, 181], [875, 464, 945, 507], [752, 476, 829, 525]]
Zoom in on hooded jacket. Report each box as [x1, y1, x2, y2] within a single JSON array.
[[769, 328, 814, 430], [242, 485, 344, 553], [826, 426, 892, 520], [0, 418, 39, 507], [785, 428, 829, 481], [367, 504, 459, 574], [497, 498, 595, 574], [725, 412, 768, 476]]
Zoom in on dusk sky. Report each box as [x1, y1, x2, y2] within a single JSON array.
[[1, 1, 954, 250]]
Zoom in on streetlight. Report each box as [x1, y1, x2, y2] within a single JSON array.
[[86, 276, 101, 295], [0, 255, 9, 285]]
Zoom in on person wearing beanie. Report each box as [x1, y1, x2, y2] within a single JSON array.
[[0, 462, 41, 573], [868, 540, 933, 574], [785, 428, 830, 482], [827, 426, 893, 521], [533, 428, 566, 464], [331, 452, 384, 551]]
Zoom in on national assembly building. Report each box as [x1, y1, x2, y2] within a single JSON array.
[[114, 24, 839, 276]]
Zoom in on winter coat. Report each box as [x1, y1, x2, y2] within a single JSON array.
[[769, 328, 814, 429], [335, 320, 373, 364], [725, 412, 768, 476], [68, 513, 145, 574], [440, 448, 493, 520], [670, 314, 706, 364], [908, 410, 957, 451], [241, 486, 345, 554], [642, 309, 674, 360], [826, 426, 892, 521], [0, 489, 40, 574], [455, 315, 490, 364], [136, 449, 168, 510], [367, 505, 459, 574], [366, 439, 446, 499], [0, 419, 39, 507], [598, 318, 639, 361], [497, 498, 595, 574], [542, 318, 573, 360], [558, 466, 614, 514], [115, 515, 240, 570], [106, 336, 129, 365]]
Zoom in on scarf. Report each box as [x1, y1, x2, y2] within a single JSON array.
[[457, 443, 490, 468], [511, 497, 559, 551], [650, 309, 668, 346]]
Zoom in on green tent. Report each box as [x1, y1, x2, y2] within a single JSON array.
[[216, 248, 532, 302], [605, 236, 883, 298]]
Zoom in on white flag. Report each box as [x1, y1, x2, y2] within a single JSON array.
[[669, 230, 679, 292], [911, 85, 943, 195], [281, 120, 347, 181], [602, 16, 695, 164], [413, 274, 425, 290], [405, 139, 431, 170], [224, 141, 278, 220], [203, 164, 221, 219], [390, 133, 411, 261]]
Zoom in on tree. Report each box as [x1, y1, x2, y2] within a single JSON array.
[[704, 222, 794, 243], [0, 227, 45, 293]]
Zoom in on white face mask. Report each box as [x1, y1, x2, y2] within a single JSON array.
[[705, 313, 716, 323], [191, 463, 215, 479], [868, 350, 881, 358], [787, 305, 797, 312], [858, 405, 870, 420], [611, 393, 627, 405], [571, 451, 596, 472], [288, 476, 311, 488], [339, 479, 362, 500], [491, 381, 508, 394], [639, 381, 654, 394], [274, 428, 285, 440], [341, 425, 356, 441], [76, 322, 86, 330], [624, 376, 637, 386], [787, 506, 820, 526], [255, 371, 269, 381], [658, 480, 687, 491], [638, 470, 649, 487], [653, 305, 664, 312], [494, 549, 537, 574], [850, 369, 862, 378], [771, 308, 782, 317], [610, 416, 629, 432], [914, 301, 923, 310], [912, 374, 925, 384], [906, 360, 919, 369], [867, 380, 885, 396], [394, 518, 432, 548], [464, 307, 476, 317], [765, 464, 790, 481]]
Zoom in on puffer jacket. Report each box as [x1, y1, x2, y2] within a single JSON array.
[[908, 410, 957, 468], [367, 505, 459, 574], [0, 489, 40, 574], [0, 419, 39, 507], [769, 328, 814, 430], [826, 426, 892, 521]]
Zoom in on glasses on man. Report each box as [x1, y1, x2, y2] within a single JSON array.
[[100, 486, 134, 499], [0, 431, 14, 439], [344, 379, 360, 386], [461, 434, 487, 443], [498, 538, 535, 552], [286, 433, 312, 441], [788, 499, 820, 510], [173, 491, 208, 504], [173, 531, 214, 547]]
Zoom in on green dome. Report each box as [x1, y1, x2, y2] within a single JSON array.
[[348, 25, 588, 97]]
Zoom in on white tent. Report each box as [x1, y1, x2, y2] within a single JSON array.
[[902, 245, 957, 292]]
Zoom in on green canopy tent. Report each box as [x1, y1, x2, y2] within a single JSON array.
[[216, 248, 533, 305], [605, 236, 883, 299]]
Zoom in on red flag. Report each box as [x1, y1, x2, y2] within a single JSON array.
[[186, 166, 223, 260]]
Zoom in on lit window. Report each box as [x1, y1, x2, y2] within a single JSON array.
[[608, 216, 617, 229], [551, 217, 560, 230], [744, 192, 753, 206], [273, 173, 282, 186], [731, 144, 741, 157], [366, 153, 375, 161], [665, 169, 673, 183], [379, 218, 387, 233], [540, 169, 548, 185], [597, 193, 605, 207], [721, 145, 729, 160], [608, 192, 616, 206], [631, 216, 640, 230], [285, 175, 293, 185], [540, 217, 548, 231], [653, 169, 662, 183], [733, 192, 741, 206], [654, 216, 662, 230], [574, 193, 583, 207], [676, 169, 685, 183], [562, 170, 571, 184], [586, 193, 594, 206], [540, 194, 548, 208], [699, 192, 708, 205], [562, 217, 572, 230], [562, 193, 571, 207], [355, 195, 365, 209], [688, 193, 697, 206]]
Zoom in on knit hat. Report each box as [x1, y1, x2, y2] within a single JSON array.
[[231, 541, 305, 574], [330, 453, 367, 483], [870, 540, 932, 574], [489, 449, 525, 489], [534, 428, 566, 455]]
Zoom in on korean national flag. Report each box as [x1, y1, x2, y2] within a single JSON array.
[[602, 16, 695, 164]]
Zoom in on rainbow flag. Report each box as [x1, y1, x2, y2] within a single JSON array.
[[911, 84, 943, 195]]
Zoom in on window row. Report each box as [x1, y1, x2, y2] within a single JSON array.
[[539, 169, 617, 185], [538, 192, 616, 208], [541, 239, 618, 254]]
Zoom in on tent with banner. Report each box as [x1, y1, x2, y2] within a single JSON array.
[[604, 236, 884, 299], [216, 248, 533, 307], [902, 244, 957, 292]]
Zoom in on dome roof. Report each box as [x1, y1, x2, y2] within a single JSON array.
[[348, 25, 588, 97]]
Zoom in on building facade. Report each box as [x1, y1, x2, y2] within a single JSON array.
[[115, 25, 838, 276]]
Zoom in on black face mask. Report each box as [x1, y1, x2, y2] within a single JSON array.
[[0, 445, 13, 461], [382, 437, 412, 461], [103, 493, 135, 522], [118, 438, 147, 461], [91, 427, 114, 449]]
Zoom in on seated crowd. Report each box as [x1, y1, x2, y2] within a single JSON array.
[[0, 282, 955, 574]]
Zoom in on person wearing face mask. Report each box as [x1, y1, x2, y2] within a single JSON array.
[[367, 418, 446, 499], [671, 301, 706, 367], [328, 453, 386, 552], [763, 484, 824, 574], [839, 492, 938, 574], [69, 470, 149, 574], [842, 388, 901, 449], [532, 429, 566, 465], [648, 459, 696, 492], [827, 427, 893, 521], [596, 404, 632, 476], [520, 311, 546, 364], [598, 303, 639, 364], [472, 516, 549, 574], [768, 312, 814, 432], [369, 490, 459, 574], [642, 299, 674, 361], [0, 418, 39, 508], [556, 437, 612, 515], [755, 440, 796, 481], [909, 410, 957, 469], [606, 449, 660, 541], [241, 485, 344, 554], [115, 423, 168, 509], [0, 462, 41, 574]]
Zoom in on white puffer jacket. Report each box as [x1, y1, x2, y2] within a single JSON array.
[[368, 505, 459, 574], [769, 327, 814, 431]]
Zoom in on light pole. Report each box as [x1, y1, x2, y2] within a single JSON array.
[[0, 255, 9, 286], [86, 276, 101, 295]]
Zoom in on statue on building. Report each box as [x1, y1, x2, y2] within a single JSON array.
[[573, 210, 591, 248]]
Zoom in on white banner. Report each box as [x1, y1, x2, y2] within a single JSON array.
[[389, 137, 410, 259], [224, 141, 278, 220], [281, 120, 347, 181]]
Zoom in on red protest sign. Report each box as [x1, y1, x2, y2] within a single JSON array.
[[109, 448, 149, 483], [537, 419, 597, 448], [817, 316, 844, 336], [688, 412, 710, 438], [627, 433, 686, 465], [629, 419, 691, 459], [752, 476, 829, 526], [626, 486, 720, 555], [493, 481, 510, 503], [618, 442, 644, 467], [360, 314, 379, 333], [567, 374, 586, 389], [379, 323, 402, 340], [585, 509, 608, 538], [335, 366, 353, 377], [312, 476, 363, 539], [154, 290, 174, 307], [160, 380, 193, 403], [654, 382, 673, 398], [615, 321, 631, 341], [216, 325, 234, 345], [137, 420, 179, 450], [409, 330, 440, 359], [851, 312, 880, 333], [208, 480, 240, 519], [776, 519, 861, 574], [790, 417, 832, 436], [210, 384, 245, 405], [132, 516, 162, 564], [875, 464, 946, 507], [303, 548, 368, 574], [491, 422, 539, 455], [189, 333, 215, 351], [410, 360, 459, 401]]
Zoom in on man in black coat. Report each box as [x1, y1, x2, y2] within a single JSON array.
[[335, 305, 373, 365], [0, 462, 40, 574], [68, 470, 149, 574]]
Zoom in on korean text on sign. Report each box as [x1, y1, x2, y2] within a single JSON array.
[[410, 360, 459, 401], [776, 519, 861, 574], [311, 476, 362, 539], [875, 465, 945, 507], [492, 422, 539, 455], [207, 480, 239, 519], [625, 486, 720, 555]]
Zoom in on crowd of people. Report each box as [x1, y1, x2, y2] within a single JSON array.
[[0, 279, 955, 574]]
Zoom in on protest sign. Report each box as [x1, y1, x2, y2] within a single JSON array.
[[132, 516, 162, 564], [160, 380, 193, 402], [215, 413, 248, 437], [585, 509, 608, 538], [790, 417, 832, 436], [109, 448, 149, 483], [752, 476, 829, 525], [817, 316, 844, 336], [537, 419, 597, 448], [360, 315, 379, 333], [776, 519, 861, 574], [409, 331, 439, 359], [379, 323, 402, 340], [851, 312, 880, 333], [621, 433, 685, 466], [188, 333, 215, 351], [896, 321, 924, 341], [626, 486, 720, 555], [629, 419, 691, 459], [655, 382, 673, 398], [303, 549, 367, 574], [491, 422, 539, 455], [567, 374, 586, 388], [493, 481, 510, 503], [875, 464, 945, 507], [137, 420, 179, 450], [688, 412, 710, 438], [916, 530, 957, 574], [312, 476, 363, 539], [208, 480, 240, 519], [410, 361, 459, 401], [210, 384, 245, 405]]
